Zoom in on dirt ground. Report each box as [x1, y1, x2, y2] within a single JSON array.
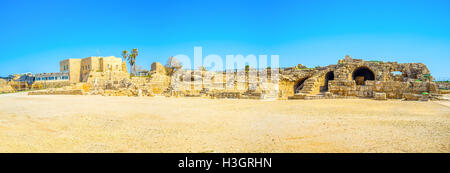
[[0, 93, 449, 153]]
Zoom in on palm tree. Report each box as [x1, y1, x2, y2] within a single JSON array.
[[121, 50, 128, 61], [127, 48, 139, 74]]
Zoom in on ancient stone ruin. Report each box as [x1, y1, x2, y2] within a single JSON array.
[[27, 55, 444, 101], [281, 55, 439, 101]]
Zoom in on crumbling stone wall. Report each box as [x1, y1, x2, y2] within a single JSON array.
[[31, 81, 71, 90], [0, 79, 14, 93]]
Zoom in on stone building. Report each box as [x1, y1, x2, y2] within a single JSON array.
[[60, 56, 127, 83], [60, 58, 81, 83]]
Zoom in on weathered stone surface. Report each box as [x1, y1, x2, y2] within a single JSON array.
[[0, 79, 14, 93], [374, 92, 387, 100], [151, 62, 166, 75], [279, 56, 438, 100], [403, 93, 422, 101], [28, 89, 83, 95]]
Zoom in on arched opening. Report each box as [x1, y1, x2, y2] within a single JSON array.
[[294, 78, 308, 93], [352, 67, 375, 85], [321, 71, 334, 92]]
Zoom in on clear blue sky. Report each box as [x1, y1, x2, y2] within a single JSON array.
[[1, 0, 449, 80]]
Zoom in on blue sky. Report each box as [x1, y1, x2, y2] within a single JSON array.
[[1, 0, 449, 80]]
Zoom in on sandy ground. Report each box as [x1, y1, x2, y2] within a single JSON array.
[[0, 93, 449, 153]]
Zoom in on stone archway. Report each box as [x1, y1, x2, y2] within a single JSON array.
[[321, 71, 334, 92], [352, 67, 375, 85], [294, 78, 308, 93]]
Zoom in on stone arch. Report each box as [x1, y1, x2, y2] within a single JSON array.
[[321, 71, 334, 92], [294, 78, 308, 93], [352, 66, 375, 85]]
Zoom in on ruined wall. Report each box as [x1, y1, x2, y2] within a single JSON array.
[[0, 79, 14, 93], [436, 82, 450, 90], [329, 80, 438, 99], [31, 81, 71, 90], [278, 80, 296, 99], [129, 72, 171, 95], [86, 71, 130, 87]]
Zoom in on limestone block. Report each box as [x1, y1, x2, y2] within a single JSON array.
[[151, 62, 167, 75], [355, 76, 364, 85], [374, 92, 387, 100], [365, 81, 375, 86], [403, 93, 422, 101]]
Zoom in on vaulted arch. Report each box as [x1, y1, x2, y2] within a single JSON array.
[[294, 78, 308, 93], [352, 67, 375, 85], [321, 71, 334, 92]]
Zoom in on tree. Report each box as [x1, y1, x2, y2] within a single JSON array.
[[121, 50, 128, 61], [127, 48, 139, 74], [165, 56, 182, 76]]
